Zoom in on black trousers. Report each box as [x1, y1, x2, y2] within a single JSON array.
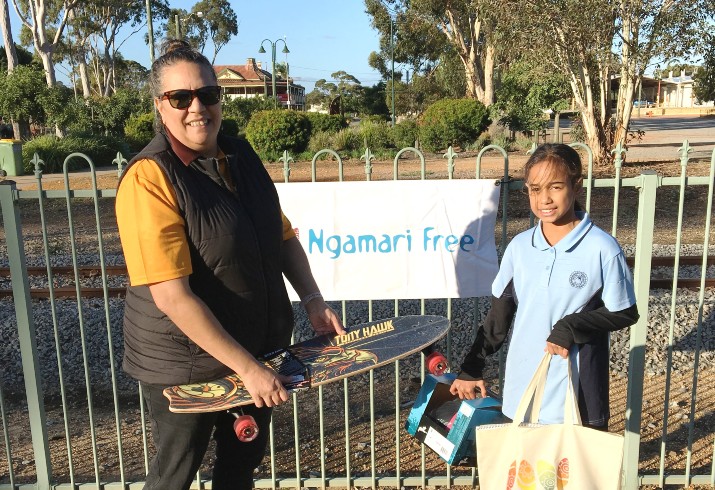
[[141, 383, 273, 490]]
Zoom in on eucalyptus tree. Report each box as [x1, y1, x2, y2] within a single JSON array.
[[68, 0, 168, 97], [0, 0, 18, 71], [307, 71, 364, 117], [505, 0, 713, 163], [694, 33, 715, 103], [190, 0, 237, 64], [11, 0, 80, 89], [364, 0, 502, 106]]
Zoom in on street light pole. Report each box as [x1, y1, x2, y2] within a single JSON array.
[[175, 14, 180, 39], [259, 38, 289, 109], [146, 0, 155, 63], [390, 18, 395, 127]]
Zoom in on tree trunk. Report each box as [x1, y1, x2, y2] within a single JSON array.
[[0, 0, 17, 71], [482, 44, 495, 106]]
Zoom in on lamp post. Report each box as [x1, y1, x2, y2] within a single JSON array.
[[175, 11, 203, 40], [390, 17, 395, 127], [258, 38, 290, 109], [146, 0, 155, 63]]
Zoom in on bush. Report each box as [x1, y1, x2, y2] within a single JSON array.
[[419, 98, 490, 152], [245, 110, 311, 160], [222, 97, 274, 132], [392, 120, 419, 149], [330, 128, 363, 153], [308, 130, 335, 153], [220, 118, 240, 137], [22, 133, 131, 174], [305, 112, 347, 135], [124, 112, 156, 151], [357, 120, 394, 151]]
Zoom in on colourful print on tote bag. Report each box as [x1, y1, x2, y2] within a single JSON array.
[[475, 354, 623, 490]]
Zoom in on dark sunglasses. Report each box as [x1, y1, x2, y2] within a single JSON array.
[[160, 86, 222, 109]]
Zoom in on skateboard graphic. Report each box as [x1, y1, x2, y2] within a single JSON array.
[[163, 315, 450, 441]]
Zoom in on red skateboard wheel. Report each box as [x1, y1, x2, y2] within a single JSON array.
[[233, 415, 259, 442], [426, 351, 449, 376]]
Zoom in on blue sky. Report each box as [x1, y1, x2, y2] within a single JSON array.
[[9, 0, 385, 92]]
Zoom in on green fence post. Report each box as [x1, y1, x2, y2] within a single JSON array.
[[622, 170, 659, 489], [0, 181, 53, 489]]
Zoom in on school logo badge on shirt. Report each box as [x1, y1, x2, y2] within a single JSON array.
[[569, 271, 588, 288]]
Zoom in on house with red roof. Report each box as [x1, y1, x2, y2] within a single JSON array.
[[214, 58, 306, 110]]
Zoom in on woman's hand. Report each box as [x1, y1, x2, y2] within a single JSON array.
[[240, 362, 290, 408], [450, 378, 488, 400], [305, 298, 346, 336]]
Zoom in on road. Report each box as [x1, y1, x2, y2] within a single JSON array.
[[627, 115, 715, 162]]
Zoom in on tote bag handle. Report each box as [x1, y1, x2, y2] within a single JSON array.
[[511, 353, 582, 427]]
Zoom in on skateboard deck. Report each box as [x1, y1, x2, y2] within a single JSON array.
[[164, 315, 450, 413]]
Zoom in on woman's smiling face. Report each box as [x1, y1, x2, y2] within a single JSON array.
[[156, 60, 222, 156]]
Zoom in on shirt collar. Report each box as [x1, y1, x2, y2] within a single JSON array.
[[531, 211, 592, 251], [163, 126, 229, 166]]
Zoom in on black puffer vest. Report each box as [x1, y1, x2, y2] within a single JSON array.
[[119, 133, 294, 385]]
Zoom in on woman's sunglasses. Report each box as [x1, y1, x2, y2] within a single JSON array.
[[160, 86, 222, 109]]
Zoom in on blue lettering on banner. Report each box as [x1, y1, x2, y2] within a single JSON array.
[[308, 227, 475, 259]]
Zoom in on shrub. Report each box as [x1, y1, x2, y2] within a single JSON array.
[[22, 133, 131, 174], [245, 110, 311, 159], [308, 130, 335, 153], [330, 128, 363, 153], [305, 112, 347, 135], [124, 112, 156, 151], [357, 120, 394, 151], [419, 98, 490, 152], [220, 118, 240, 137], [392, 120, 419, 149], [222, 97, 274, 132]]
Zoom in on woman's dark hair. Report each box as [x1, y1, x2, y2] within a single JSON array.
[[523, 143, 584, 211], [149, 39, 217, 97]]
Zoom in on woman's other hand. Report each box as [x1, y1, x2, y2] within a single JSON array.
[[305, 298, 346, 336]]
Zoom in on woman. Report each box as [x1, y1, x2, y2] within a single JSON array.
[[115, 39, 344, 490]]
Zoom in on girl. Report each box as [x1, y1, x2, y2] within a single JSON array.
[[450, 143, 639, 428]]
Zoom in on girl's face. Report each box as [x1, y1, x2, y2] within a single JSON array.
[[155, 61, 222, 156], [524, 159, 582, 228]]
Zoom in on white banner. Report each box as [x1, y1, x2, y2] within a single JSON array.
[[277, 180, 500, 300]]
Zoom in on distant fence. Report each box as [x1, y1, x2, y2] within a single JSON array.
[[1, 142, 714, 489]]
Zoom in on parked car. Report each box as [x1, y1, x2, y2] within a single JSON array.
[[633, 99, 653, 108]]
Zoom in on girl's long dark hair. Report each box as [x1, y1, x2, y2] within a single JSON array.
[[523, 143, 584, 212]]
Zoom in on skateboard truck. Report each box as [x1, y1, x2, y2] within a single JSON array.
[[422, 344, 449, 376]]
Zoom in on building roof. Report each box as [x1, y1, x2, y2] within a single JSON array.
[[214, 58, 272, 83], [214, 58, 305, 90]]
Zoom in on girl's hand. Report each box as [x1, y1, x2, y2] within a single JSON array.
[[545, 341, 569, 359], [450, 378, 487, 400]]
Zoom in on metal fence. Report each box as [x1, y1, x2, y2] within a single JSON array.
[[1, 142, 714, 489]]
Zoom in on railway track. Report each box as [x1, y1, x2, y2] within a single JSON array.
[[0, 256, 714, 298]]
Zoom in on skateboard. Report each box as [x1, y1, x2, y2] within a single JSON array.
[[163, 315, 450, 441]]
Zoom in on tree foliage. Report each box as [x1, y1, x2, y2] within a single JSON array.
[[364, 0, 502, 105], [501, 0, 714, 162], [494, 59, 571, 132], [694, 33, 715, 103], [419, 98, 490, 151]]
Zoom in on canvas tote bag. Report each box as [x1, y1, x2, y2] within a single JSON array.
[[475, 353, 624, 490]]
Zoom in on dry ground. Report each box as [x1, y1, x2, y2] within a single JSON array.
[[2, 152, 714, 488]]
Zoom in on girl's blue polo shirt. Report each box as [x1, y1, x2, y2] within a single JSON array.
[[494, 212, 635, 423]]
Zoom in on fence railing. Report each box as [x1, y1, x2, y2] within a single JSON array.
[[1, 142, 714, 489]]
